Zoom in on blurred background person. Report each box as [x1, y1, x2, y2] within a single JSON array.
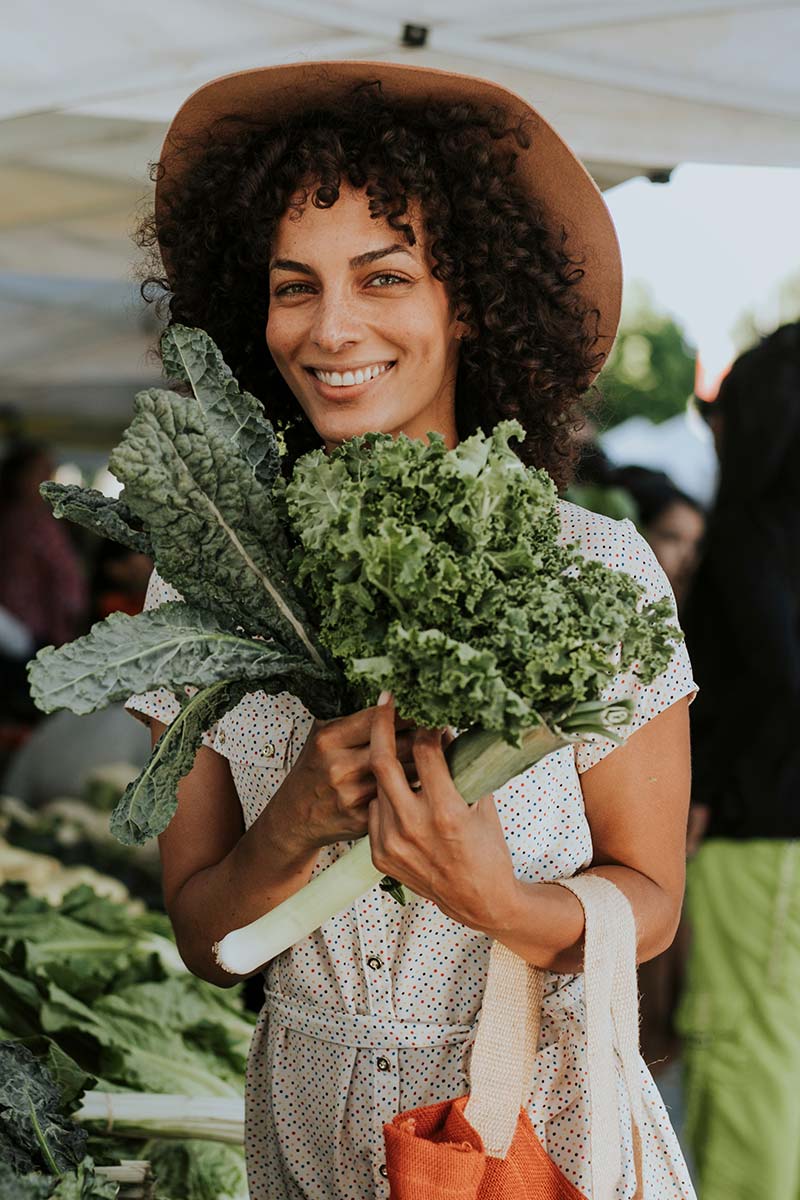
[[90, 539, 152, 621], [610, 465, 706, 611], [677, 321, 800, 1199], [0, 439, 88, 651]]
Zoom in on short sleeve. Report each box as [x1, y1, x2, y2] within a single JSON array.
[[574, 519, 698, 774], [124, 568, 221, 752]]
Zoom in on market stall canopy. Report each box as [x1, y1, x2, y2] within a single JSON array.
[[2, 0, 799, 449], [3, 0, 800, 281]]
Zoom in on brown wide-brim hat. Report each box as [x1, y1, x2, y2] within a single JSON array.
[[156, 60, 622, 374]]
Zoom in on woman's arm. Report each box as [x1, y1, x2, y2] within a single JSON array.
[[149, 717, 320, 988], [150, 704, 422, 986], [488, 696, 692, 972], [367, 694, 692, 974]]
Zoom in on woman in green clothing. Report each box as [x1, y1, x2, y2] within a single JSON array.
[[679, 321, 800, 1199]]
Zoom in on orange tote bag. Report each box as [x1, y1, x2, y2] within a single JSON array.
[[383, 875, 645, 1200]]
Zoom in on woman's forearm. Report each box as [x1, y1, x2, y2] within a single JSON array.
[[483, 866, 683, 974], [168, 795, 320, 987]]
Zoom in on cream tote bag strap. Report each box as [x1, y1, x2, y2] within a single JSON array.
[[464, 873, 644, 1200]]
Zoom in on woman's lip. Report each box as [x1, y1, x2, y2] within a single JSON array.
[[306, 362, 396, 400]]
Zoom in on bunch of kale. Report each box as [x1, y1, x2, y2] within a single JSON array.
[[27, 326, 679, 851]]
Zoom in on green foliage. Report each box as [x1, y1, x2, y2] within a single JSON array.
[[288, 421, 679, 747], [145, 1140, 247, 1200], [38, 485, 151, 556], [0, 1041, 87, 1174], [0, 879, 256, 1198], [597, 295, 696, 429]]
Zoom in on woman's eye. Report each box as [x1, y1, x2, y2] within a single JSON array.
[[368, 273, 408, 288], [275, 282, 314, 297]]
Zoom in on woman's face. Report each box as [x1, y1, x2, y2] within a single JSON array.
[[646, 500, 706, 609], [266, 184, 462, 454]]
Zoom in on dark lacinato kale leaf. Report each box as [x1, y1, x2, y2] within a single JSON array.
[[108, 387, 325, 668], [0, 1042, 88, 1174], [27, 603, 339, 720], [39, 484, 151, 556], [160, 324, 282, 493]]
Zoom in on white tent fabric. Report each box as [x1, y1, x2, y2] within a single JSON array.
[[2, 1, 799, 434], [3, 0, 800, 282]]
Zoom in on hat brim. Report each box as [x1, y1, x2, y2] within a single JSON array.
[[156, 60, 622, 375]]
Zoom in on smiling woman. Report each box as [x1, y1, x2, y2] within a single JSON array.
[[125, 61, 697, 1200], [135, 74, 602, 486]]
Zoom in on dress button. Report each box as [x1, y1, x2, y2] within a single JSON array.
[[263, 741, 275, 758], [218, 730, 226, 745], [379, 1164, 389, 1179], [376, 1056, 391, 1072], [367, 955, 383, 971]]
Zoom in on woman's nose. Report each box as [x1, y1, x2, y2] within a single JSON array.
[[309, 291, 362, 353]]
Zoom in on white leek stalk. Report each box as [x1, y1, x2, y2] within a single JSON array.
[[76, 1092, 245, 1144], [214, 700, 631, 975]]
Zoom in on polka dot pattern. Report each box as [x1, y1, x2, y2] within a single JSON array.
[[125, 501, 698, 1200]]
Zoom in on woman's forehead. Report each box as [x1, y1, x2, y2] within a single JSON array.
[[272, 183, 425, 257]]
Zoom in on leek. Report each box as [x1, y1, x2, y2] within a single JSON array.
[[214, 699, 631, 975], [76, 1093, 245, 1144]]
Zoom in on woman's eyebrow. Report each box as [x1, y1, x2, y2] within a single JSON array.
[[269, 243, 414, 274]]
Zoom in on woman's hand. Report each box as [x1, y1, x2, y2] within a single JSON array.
[[367, 693, 519, 932], [270, 703, 421, 854]]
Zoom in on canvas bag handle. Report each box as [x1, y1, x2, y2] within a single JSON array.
[[464, 873, 644, 1199]]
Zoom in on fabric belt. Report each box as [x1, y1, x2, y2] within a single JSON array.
[[262, 989, 479, 1050]]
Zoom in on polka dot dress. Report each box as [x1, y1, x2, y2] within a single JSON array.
[[126, 502, 698, 1200]]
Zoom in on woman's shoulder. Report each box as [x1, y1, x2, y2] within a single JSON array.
[[557, 498, 634, 562], [556, 499, 671, 603]]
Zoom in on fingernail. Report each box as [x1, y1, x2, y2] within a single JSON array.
[[377, 690, 392, 707]]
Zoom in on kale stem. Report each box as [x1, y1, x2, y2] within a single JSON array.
[[29, 1098, 63, 1178]]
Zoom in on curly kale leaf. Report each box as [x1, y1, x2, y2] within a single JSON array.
[[39, 484, 151, 555], [287, 420, 682, 746], [160, 324, 281, 491], [109, 388, 325, 668]]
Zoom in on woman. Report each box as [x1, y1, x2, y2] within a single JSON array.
[[126, 63, 697, 1199], [678, 323, 800, 1199]]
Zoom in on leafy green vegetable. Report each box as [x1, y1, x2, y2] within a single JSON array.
[[0, 875, 255, 1200], [160, 324, 281, 492], [107, 387, 323, 666], [38, 484, 150, 556], [0, 1041, 87, 1174], [27, 603, 331, 718], [287, 421, 678, 746], [29, 325, 681, 858], [144, 1139, 247, 1200]]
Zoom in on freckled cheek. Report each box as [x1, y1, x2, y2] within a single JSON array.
[[266, 311, 306, 367]]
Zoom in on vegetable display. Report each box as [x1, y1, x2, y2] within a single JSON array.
[[0, 875, 253, 1199], [27, 325, 681, 973]]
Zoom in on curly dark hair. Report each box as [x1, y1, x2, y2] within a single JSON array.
[[135, 81, 602, 487]]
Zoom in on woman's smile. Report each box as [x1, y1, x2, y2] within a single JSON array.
[[305, 360, 396, 400]]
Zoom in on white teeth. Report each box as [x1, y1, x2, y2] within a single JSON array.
[[313, 363, 392, 387]]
